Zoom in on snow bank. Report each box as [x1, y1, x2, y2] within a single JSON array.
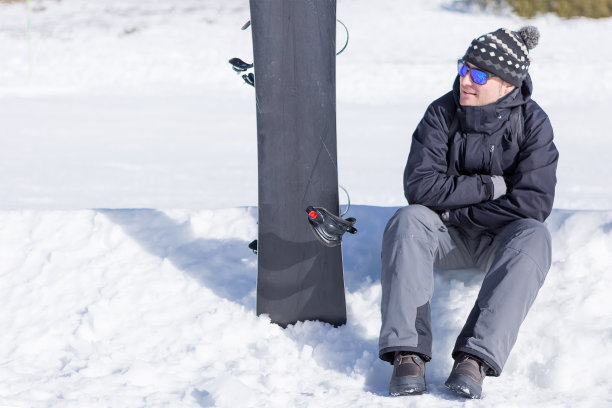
[[0, 207, 609, 407]]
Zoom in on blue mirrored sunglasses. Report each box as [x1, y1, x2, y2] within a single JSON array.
[[457, 59, 496, 85]]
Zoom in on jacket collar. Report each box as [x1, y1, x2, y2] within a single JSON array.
[[452, 74, 532, 134]]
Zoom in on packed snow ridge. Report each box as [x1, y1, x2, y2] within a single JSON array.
[[0, 207, 610, 407]]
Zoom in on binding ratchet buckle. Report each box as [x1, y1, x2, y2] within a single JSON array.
[[228, 57, 255, 87], [306, 206, 357, 247]]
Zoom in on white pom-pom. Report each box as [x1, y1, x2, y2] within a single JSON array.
[[517, 26, 539, 50]]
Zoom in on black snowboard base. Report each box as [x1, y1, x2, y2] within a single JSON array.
[[250, 0, 346, 327]]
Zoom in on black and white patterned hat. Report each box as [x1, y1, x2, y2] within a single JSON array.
[[462, 26, 540, 87]]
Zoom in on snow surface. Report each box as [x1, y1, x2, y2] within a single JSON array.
[[1, 0, 611, 407]]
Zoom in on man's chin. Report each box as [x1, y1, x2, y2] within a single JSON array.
[[460, 96, 478, 106]]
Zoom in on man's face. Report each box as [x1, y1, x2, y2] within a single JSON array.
[[459, 62, 515, 106]]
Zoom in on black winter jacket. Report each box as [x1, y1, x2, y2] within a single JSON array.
[[404, 74, 558, 235]]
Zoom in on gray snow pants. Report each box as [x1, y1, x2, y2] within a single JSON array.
[[378, 205, 552, 376]]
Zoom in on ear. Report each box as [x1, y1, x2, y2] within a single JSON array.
[[502, 82, 516, 96]]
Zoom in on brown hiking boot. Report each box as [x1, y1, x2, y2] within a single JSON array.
[[445, 353, 487, 399], [389, 352, 427, 396]]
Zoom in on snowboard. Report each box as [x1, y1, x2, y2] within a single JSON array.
[[249, 0, 347, 327]]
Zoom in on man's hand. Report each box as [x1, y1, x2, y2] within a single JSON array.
[[440, 210, 450, 223], [491, 175, 507, 200]]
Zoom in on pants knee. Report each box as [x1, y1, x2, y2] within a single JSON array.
[[385, 205, 438, 238], [497, 219, 552, 273]]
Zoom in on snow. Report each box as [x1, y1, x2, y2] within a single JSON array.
[[1, 0, 611, 406]]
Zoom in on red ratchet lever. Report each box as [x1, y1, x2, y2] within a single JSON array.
[[305, 206, 357, 247]]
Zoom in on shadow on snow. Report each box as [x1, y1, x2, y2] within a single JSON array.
[[97, 208, 257, 307], [97, 205, 521, 399]]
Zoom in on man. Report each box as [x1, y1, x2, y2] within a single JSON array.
[[378, 26, 559, 399]]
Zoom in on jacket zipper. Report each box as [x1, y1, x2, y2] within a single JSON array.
[[489, 145, 495, 174]]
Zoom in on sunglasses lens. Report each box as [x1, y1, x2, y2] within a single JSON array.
[[470, 69, 488, 85], [457, 62, 467, 77]]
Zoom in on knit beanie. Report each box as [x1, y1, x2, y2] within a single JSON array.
[[462, 26, 540, 87]]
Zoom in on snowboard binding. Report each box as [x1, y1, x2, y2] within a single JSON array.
[[228, 57, 255, 87], [306, 206, 357, 247]]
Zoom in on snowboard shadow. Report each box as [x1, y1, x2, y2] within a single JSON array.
[[97, 208, 257, 307]]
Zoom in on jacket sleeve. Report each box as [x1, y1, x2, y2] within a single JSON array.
[[446, 106, 558, 231], [404, 102, 494, 211]]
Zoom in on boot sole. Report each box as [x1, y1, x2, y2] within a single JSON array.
[[445, 372, 482, 399], [389, 377, 427, 396]]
